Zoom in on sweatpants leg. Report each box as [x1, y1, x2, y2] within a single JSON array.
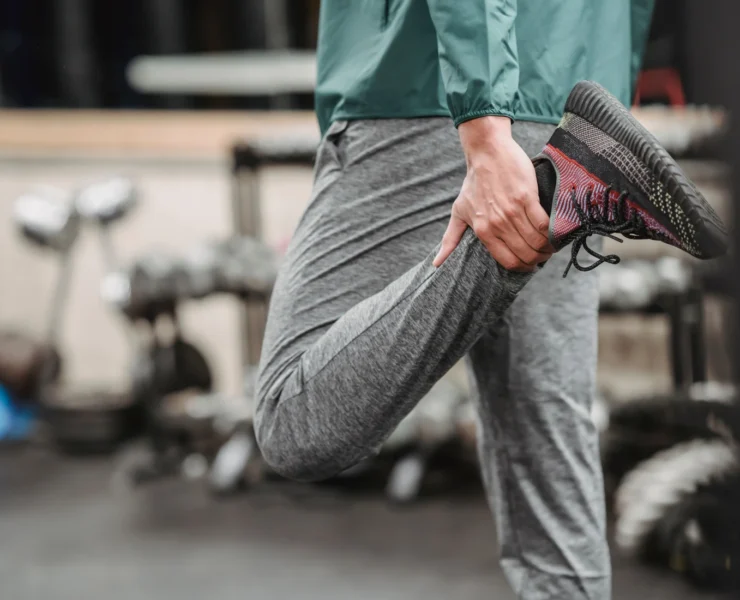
[[468, 247, 610, 599], [255, 117, 610, 599], [255, 117, 535, 481]]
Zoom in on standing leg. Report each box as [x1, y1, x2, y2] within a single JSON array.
[[468, 122, 609, 599]]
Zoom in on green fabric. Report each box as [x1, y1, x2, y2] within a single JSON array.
[[315, 0, 655, 135]]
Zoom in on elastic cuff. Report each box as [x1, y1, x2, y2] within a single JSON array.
[[454, 108, 516, 128]]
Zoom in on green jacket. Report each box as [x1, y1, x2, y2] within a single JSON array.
[[315, 0, 655, 135]]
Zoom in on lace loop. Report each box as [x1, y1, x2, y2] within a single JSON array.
[[562, 186, 646, 278]]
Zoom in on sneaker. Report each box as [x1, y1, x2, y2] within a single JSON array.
[[534, 80, 728, 277]]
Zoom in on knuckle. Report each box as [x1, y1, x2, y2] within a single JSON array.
[[473, 221, 491, 238], [512, 192, 527, 206], [501, 257, 519, 271], [488, 214, 505, 230], [502, 204, 519, 220], [527, 230, 551, 252]]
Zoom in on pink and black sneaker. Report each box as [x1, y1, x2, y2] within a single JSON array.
[[533, 81, 728, 277]]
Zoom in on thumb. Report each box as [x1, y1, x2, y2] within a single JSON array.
[[524, 199, 555, 251], [433, 214, 467, 267]]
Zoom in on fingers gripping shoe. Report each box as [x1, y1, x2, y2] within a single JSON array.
[[534, 81, 728, 277]]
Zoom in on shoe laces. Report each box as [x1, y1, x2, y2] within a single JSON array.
[[563, 186, 647, 278]]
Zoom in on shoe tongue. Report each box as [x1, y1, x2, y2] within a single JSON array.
[[535, 159, 557, 216]]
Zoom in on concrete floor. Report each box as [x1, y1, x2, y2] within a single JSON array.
[[0, 447, 733, 600]]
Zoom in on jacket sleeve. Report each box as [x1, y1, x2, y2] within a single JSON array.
[[630, 0, 656, 97], [425, 0, 519, 127]]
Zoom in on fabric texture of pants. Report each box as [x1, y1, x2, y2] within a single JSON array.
[[255, 117, 610, 599]]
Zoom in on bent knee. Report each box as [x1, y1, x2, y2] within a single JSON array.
[[254, 409, 347, 483]]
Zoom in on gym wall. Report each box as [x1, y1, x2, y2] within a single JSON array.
[[0, 113, 315, 394]]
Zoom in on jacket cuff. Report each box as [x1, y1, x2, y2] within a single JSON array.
[[453, 108, 516, 128]]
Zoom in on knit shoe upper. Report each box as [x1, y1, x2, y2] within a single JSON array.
[[534, 81, 728, 277]]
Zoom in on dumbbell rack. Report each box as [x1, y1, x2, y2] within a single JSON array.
[[231, 137, 318, 371]]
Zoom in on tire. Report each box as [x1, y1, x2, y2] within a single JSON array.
[[602, 395, 739, 487], [643, 473, 740, 591], [614, 439, 738, 558], [42, 388, 143, 454]]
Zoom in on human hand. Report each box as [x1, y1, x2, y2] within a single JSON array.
[[433, 116, 554, 271]]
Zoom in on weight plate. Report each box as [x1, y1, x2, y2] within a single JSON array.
[[42, 388, 143, 454]]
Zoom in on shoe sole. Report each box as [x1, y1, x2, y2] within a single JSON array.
[[564, 81, 728, 259]]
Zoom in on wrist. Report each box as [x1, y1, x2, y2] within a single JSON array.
[[458, 116, 513, 166]]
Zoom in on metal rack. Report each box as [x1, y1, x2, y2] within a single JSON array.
[[600, 275, 707, 389], [230, 137, 318, 371]]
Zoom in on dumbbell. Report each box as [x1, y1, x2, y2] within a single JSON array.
[[599, 260, 659, 311], [599, 258, 694, 312], [213, 236, 279, 297], [75, 177, 136, 223], [14, 186, 80, 253], [12, 187, 82, 391], [180, 241, 221, 299], [104, 252, 184, 319], [75, 176, 137, 272]]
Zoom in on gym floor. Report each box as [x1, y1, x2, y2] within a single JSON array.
[[0, 447, 733, 600]]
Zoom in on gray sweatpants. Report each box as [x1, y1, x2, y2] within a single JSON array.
[[255, 118, 610, 599]]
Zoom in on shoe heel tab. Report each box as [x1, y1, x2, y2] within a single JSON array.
[[532, 152, 552, 165]]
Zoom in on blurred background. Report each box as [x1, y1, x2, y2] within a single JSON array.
[[1, 1, 739, 599]]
